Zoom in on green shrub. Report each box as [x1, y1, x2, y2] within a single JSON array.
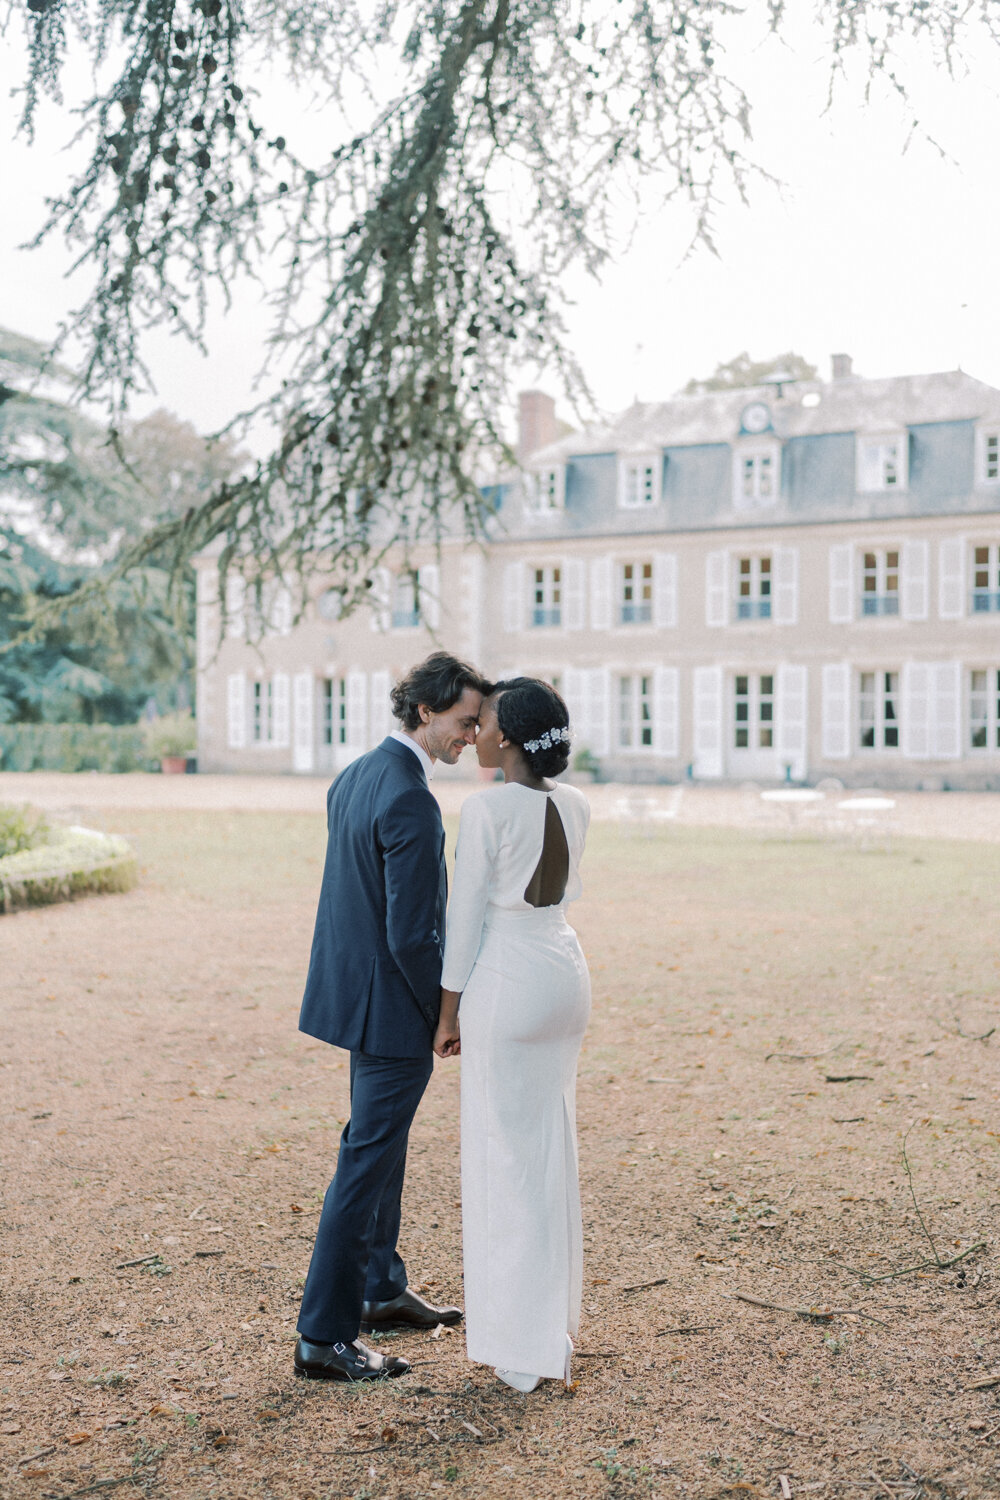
[[0, 828, 138, 913], [0, 802, 51, 859], [142, 711, 197, 760], [0, 723, 153, 773]]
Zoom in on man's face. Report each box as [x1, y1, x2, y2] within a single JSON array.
[[421, 686, 483, 764]]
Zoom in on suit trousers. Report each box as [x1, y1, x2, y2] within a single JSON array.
[[297, 1049, 434, 1345]]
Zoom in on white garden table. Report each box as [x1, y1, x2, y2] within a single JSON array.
[[759, 787, 825, 831]]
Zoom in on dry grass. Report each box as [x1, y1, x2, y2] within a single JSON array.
[[2, 810, 999, 1500]]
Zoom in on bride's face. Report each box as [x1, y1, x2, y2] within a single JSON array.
[[474, 694, 505, 768]]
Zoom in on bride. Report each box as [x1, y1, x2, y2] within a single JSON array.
[[434, 677, 591, 1393]]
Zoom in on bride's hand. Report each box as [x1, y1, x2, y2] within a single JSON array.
[[433, 1020, 461, 1059]]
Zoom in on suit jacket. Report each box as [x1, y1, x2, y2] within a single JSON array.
[[299, 737, 446, 1057]]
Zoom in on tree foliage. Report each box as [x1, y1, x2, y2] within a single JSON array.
[[0, 326, 244, 719], [11, 0, 1000, 615], [683, 350, 819, 395]]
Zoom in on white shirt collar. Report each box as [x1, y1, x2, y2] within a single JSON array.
[[390, 729, 435, 781]]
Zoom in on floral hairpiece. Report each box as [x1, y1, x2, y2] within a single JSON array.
[[522, 726, 571, 753]]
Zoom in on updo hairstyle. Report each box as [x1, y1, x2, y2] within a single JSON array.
[[494, 677, 571, 779]]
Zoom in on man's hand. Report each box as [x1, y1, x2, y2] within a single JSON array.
[[433, 1019, 461, 1058]]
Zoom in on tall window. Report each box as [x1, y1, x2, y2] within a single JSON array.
[[862, 550, 900, 616], [859, 671, 899, 749], [618, 675, 653, 749], [526, 467, 563, 514], [735, 555, 772, 620], [322, 678, 347, 747], [619, 458, 659, 509], [734, 674, 773, 749], [531, 566, 562, 627], [858, 436, 906, 491], [252, 680, 273, 744], [970, 670, 1000, 750], [972, 545, 1000, 614], [391, 572, 419, 629], [619, 561, 652, 624], [739, 452, 775, 505]]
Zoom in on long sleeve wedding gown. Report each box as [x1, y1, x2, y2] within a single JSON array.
[[441, 781, 591, 1381]]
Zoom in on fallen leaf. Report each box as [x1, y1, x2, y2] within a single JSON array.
[[257, 1410, 280, 1422], [148, 1404, 175, 1416], [461, 1421, 483, 1438], [212, 1434, 236, 1448], [1, 1421, 22, 1434], [64, 1431, 91, 1445], [22, 1468, 49, 1478], [289, 1204, 302, 1213], [381, 1425, 398, 1444]]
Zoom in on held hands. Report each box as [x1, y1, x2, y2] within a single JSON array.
[[433, 1019, 461, 1058], [433, 987, 462, 1059]]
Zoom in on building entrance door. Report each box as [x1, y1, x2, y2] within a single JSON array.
[[728, 672, 782, 779]]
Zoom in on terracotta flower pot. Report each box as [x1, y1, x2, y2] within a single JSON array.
[[160, 756, 188, 775]]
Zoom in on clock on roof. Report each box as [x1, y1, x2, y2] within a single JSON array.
[[740, 401, 772, 435]]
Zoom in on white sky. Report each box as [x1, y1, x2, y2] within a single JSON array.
[[2, 3, 1000, 441]]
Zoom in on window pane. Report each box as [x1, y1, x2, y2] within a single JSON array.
[[760, 675, 773, 695], [735, 676, 748, 695]]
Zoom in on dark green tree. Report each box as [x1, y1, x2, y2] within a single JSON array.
[[0, 327, 245, 719], [11, 0, 998, 615]]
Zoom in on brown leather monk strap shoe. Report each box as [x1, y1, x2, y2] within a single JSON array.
[[294, 1336, 410, 1382], [360, 1287, 463, 1332]]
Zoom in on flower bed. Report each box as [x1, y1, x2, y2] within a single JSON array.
[[0, 826, 138, 913]]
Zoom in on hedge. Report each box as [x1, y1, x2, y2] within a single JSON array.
[[0, 723, 153, 773], [0, 828, 139, 913]]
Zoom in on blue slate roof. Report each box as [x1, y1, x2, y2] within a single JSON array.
[[492, 369, 1000, 539]]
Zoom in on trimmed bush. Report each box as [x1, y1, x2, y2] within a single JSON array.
[[0, 827, 138, 913], [0, 723, 153, 773], [0, 802, 51, 858]]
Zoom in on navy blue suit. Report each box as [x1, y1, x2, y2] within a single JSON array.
[[297, 737, 446, 1344]]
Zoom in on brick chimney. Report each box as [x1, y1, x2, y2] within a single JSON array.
[[831, 352, 853, 381], [517, 389, 557, 462]]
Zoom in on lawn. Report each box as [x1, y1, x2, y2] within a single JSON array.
[[1, 811, 998, 1499]]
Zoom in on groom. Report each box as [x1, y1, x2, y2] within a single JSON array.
[[294, 651, 490, 1381]]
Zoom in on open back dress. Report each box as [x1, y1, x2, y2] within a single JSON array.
[[441, 780, 591, 1380]]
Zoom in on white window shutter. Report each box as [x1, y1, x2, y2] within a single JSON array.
[[369, 567, 391, 632], [346, 670, 368, 752], [370, 669, 392, 743], [590, 556, 613, 630], [901, 539, 929, 621], [272, 672, 291, 748], [502, 561, 525, 633], [776, 663, 808, 780], [418, 563, 440, 629], [226, 672, 247, 749], [653, 666, 679, 757], [772, 546, 799, 626], [563, 667, 587, 746], [829, 544, 854, 623], [692, 665, 723, 778], [938, 538, 966, 619], [564, 558, 586, 630], [821, 662, 850, 759], [901, 662, 931, 759], [705, 551, 728, 627], [585, 667, 610, 756], [271, 584, 293, 636], [225, 575, 246, 638], [931, 661, 961, 759], [292, 671, 314, 772], [653, 553, 678, 628]]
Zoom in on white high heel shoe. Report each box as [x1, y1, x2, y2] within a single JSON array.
[[495, 1367, 541, 1393], [564, 1334, 574, 1389]]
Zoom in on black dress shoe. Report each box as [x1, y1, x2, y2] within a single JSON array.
[[360, 1287, 463, 1332], [294, 1336, 410, 1382]]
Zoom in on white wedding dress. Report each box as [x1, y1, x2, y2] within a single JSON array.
[[441, 781, 591, 1381]]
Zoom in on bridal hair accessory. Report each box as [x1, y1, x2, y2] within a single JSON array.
[[522, 726, 571, 753]]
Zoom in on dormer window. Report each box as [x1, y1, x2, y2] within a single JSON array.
[[977, 429, 1000, 485], [732, 441, 779, 511], [617, 455, 661, 509], [525, 466, 564, 514], [857, 433, 907, 492]]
